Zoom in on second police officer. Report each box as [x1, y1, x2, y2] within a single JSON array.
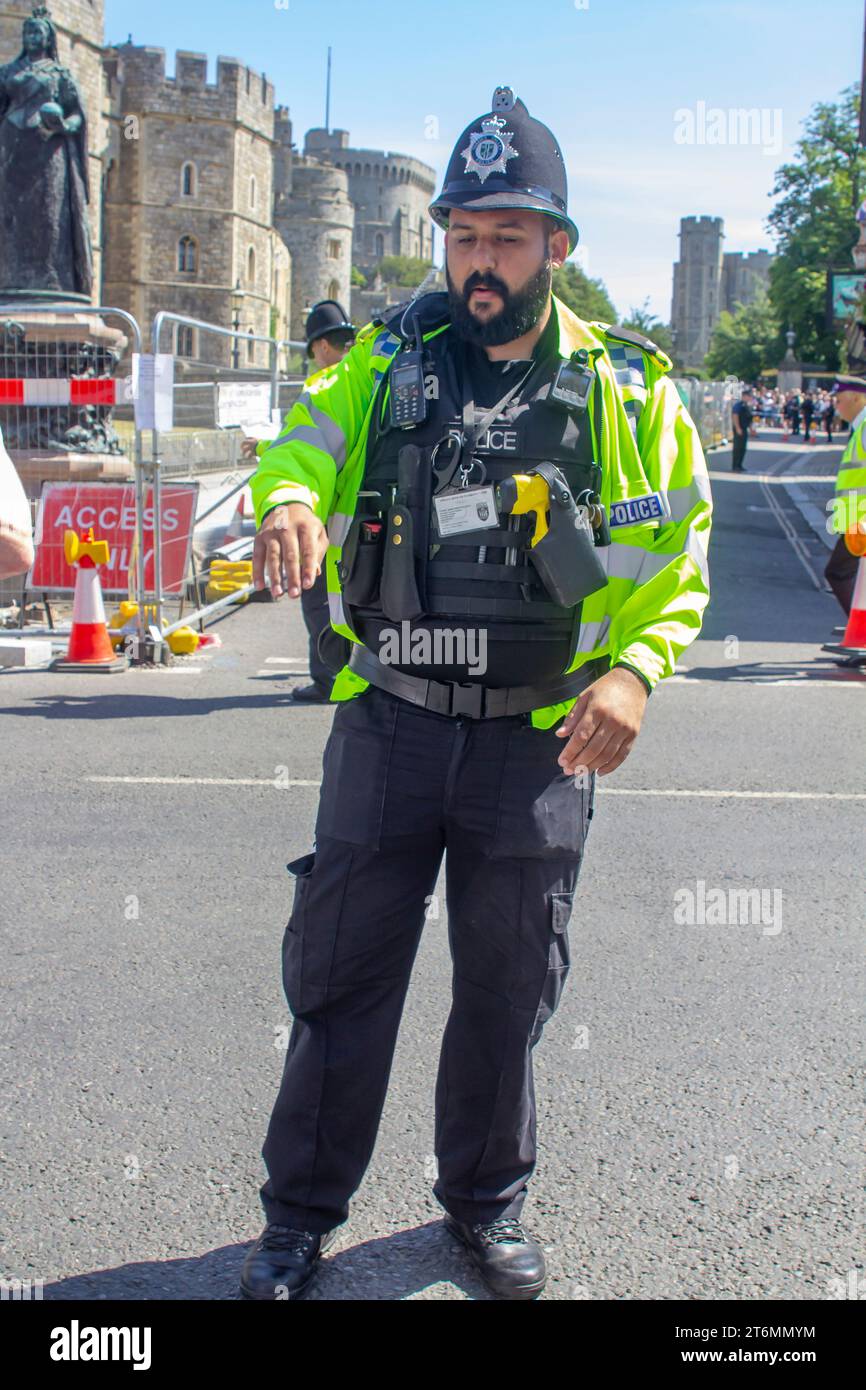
[[241, 88, 713, 1301]]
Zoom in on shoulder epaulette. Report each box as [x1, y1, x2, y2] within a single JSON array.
[[601, 324, 663, 355]]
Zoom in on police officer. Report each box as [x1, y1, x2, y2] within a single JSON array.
[[241, 89, 712, 1301], [242, 301, 357, 702], [825, 374, 866, 615]]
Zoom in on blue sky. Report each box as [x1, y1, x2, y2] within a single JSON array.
[[105, 0, 864, 321]]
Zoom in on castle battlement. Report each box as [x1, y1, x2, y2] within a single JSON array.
[[112, 44, 274, 136]]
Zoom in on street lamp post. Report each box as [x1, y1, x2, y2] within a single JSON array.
[[231, 279, 244, 370]]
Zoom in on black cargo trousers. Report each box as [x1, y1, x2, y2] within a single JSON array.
[[259, 680, 597, 1234]]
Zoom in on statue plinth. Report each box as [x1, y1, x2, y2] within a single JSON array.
[[0, 304, 130, 463]]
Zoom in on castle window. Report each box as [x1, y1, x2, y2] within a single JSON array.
[[328, 280, 340, 301], [176, 324, 196, 358], [246, 329, 255, 363], [181, 162, 196, 197], [247, 246, 256, 287], [354, 163, 361, 176], [249, 175, 257, 210], [177, 236, 197, 273], [364, 163, 371, 176], [375, 233, 384, 258], [328, 239, 341, 259]]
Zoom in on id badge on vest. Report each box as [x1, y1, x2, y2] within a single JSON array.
[[433, 482, 499, 537]]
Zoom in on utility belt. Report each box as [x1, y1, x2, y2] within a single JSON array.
[[338, 444, 610, 626], [348, 642, 610, 720]]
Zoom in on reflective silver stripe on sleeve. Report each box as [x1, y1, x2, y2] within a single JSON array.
[[327, 512, 352, 546], [606, 529, 710, 588], [264, 402, 347, 470], [666, 476, 713, 521], [328, 589, 347, 626], [575, 614, 611, 654]]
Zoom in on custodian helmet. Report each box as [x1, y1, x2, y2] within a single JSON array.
[[428, 86, 579, 252]]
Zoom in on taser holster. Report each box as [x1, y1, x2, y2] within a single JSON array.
[[525, 461, 608, 608]]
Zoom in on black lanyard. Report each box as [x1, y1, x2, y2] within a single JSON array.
[[432, 339, 544, 493]]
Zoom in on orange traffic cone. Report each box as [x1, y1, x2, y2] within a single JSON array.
[[52, 529, 127, 672], [838, 555, 866, 650]]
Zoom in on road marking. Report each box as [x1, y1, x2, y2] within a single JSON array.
[[82, 776, 866, 799], [85, 776, 321, 786], [255, 668, 309, 677], [663, 675, 865, 687], [758, 472, 825, 590], [264, 657, 310, 663]]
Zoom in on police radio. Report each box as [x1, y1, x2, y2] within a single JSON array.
[[389, 352, 427, 429], [389, 315, 428, 430]]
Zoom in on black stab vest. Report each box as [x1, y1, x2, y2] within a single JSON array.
[[352, 312, 601, 681]]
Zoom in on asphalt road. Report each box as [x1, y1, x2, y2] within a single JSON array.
[[1, 437, 863, 1301]]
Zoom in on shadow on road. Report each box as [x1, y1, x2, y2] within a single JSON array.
[[37, 1222, 496, 1301], [0, 693, 308, 720]]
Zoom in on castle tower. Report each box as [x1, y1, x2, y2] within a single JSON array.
[[101, 46, 290, 366], [274, 111, 354, 342], [0, 0, 109, 299], [671, 216, 725, 368], [304, 128, 435, 271]]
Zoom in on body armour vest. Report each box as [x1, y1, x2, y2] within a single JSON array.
[[347, 296, 602, 686]]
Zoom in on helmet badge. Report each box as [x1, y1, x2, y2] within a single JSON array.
[[461, 115, 518, 184]]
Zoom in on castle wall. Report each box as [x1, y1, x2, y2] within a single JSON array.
[[102, 46, 280, 365]]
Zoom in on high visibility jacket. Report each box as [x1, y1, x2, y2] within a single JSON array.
[[250, 293, 713, 728], [253, 364, 333, 461], [831, 409, 866, 554]]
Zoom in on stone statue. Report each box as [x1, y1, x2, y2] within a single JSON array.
[[0, 5, 93, 299]]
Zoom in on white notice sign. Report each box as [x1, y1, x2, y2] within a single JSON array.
[[216, 382, 274, 431], [133, 353, 175, 431]]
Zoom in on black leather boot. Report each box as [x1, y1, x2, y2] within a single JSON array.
[[444, 1214, 546, 1300], [239, 1224, 336, 1300], [290, 681, 333, 705]]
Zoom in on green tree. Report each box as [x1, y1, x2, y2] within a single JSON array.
[[552, 261, 616, 322], [376, 256, 433, 287], [767, 83, 866, 368], [704, 290, 780, 381], [621, 297, 676, 360], [351, 265, 367, 288]]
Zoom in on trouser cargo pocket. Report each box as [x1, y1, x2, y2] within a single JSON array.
[[530, 891, 573, 1043], [282, 851, 316, 1013]]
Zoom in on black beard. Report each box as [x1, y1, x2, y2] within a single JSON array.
[[446, 259, 553, 347]]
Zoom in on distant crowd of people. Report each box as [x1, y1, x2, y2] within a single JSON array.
[[747, 387, 839, 443]]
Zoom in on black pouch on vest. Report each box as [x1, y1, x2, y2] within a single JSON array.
[[340, 515, 386, 608], [527, 462, 609, 609], [378, 445, 429, 621]]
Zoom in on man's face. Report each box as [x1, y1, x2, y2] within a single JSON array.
[[311, 334, 353, 370], [833, 389, 866, 423], [445, 208, 569, 347]]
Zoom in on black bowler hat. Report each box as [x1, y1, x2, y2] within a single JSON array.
[[428, 86, 579, 252], [305, 300, 355, 350]]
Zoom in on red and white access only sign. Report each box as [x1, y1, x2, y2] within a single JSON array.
[[29, 482, 199, 596]]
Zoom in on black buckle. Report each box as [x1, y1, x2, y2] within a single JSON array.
[[448, 682, 485, 719]]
